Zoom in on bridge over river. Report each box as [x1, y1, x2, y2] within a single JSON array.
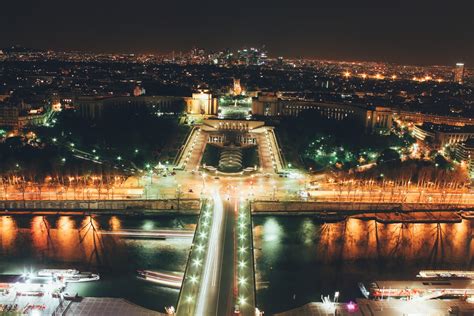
[[176, 191, 257, 316]]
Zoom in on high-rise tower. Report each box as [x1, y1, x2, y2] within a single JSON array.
[[454, 63, 465, 84]]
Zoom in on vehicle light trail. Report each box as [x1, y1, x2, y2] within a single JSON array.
[[195, 190, 224, 316], [136, 270, 183, 289], [99, 229, 194, 239]]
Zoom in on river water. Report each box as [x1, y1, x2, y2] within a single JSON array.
[[2, 213, 473, 315], [0, 214, 196, 312], [253, 216, 474, 314]]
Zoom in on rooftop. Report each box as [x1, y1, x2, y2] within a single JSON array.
[[420, 122, 474, 134]]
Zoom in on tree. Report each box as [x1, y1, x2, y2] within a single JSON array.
[[377, 148, 400, 165], [434, 154, 450, 169]]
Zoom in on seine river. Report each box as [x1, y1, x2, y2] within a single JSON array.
[[2, 213, 473, 315], [0, 214, 197, 312], [253, 216, 474, 314]]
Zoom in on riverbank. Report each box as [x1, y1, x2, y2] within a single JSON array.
[[251, 200, 474, 224], [252, 200, 474, 213], [276, 299, 474, 316]]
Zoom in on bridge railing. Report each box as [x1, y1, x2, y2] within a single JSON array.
[[176, 199, 211, 315]]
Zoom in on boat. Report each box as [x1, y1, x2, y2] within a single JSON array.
[[37, 269, 99, 283], [359, 278, 474, 300], [137, 270, 183, 289], [62, 272, 100, 283], [37, 269, 79, 278], [418, 270, 474, 279], [0, 274, 65, 295]]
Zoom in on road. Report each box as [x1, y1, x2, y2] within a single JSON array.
[[194, 192, 238, 316], [4, 169, 474, 207], [177, 184, 256, 316], [194, 191, 226, 316], [216, 197, 237, 316]]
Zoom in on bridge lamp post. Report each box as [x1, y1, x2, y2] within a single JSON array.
[[189, 275, 198, 284], [196, 244, 204, 253]]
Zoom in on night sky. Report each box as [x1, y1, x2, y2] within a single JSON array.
[[1, 0, 473, 65]]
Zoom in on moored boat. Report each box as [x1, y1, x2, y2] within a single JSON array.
[[418, 270, 474, 279], [37, 269, 99, 283]]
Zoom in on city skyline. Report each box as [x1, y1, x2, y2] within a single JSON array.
[[1, 2, 474, 315], [1, 0, 473, 66]]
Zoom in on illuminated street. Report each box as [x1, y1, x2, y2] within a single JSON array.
[[177, 186, 256, 316], [1, 4, 474, 314]]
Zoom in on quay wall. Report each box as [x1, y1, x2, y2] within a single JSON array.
[[251, 200, 473, 214], [0, 199, 201, 215]]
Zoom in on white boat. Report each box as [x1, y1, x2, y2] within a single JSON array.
[[63, 272, 100, 283], [37, 269, 99, 283], [418, 270, 474, 279], [37, 269, 79, 278]]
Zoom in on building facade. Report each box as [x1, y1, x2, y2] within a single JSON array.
[[396, 110, 474, 127], [0, 106, 20, 128], [184, 91, 218, 115], [251, 93, 393, 134], [0, 106, 48, 129], [75, 95, 184, 119], [413, 123, 474, 149], [455, 139, 474, 179]]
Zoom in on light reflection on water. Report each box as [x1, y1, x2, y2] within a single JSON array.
[[0, 214, 197, 312], [253, 216, 474, 314]]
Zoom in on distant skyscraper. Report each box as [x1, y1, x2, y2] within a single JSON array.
[[454, 63, 465, 84]]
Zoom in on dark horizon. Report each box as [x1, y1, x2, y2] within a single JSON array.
[[1, 0, 473, 66]]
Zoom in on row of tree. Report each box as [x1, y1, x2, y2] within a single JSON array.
[[345, 157, 469, 189]]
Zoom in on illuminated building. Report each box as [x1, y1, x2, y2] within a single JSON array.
[[236, 47, 268, 65], [0, 105, 49, 129], [413, 123, 474, 149], [75, 95, 184, 119], [395, 110, 474, 127], [233, 78, 243, 96], [251, 92, 393, 134], [455, 138, 474, 179], [454, 63, 465, 84], [185, 91, 218, 115], [133, 86, 146, 97], [0, 106, 20, 128]]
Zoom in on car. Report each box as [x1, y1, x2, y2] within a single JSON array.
[[214, 176, 220, 180], [188, 189, 193, 193]]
